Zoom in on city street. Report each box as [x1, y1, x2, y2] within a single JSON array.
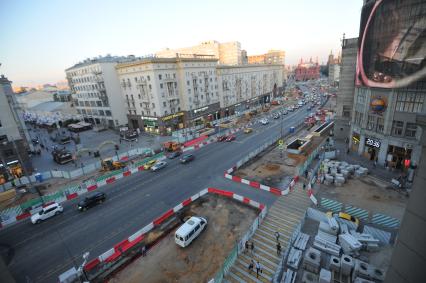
[[0, 103, 313, 283]]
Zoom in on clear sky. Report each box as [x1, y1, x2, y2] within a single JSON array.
[[0, 0, 363, 87]]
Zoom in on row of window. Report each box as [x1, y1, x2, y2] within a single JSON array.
[[395, 92, 424, 113], [73, 84, 103, 92], [77, 100, 109, 107], [76, 109, 112, 116]]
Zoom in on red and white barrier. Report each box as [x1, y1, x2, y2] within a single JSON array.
[[83, 187, 265, 272]]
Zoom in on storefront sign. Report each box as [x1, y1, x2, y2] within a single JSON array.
[[141, 116, 158, 121], [193, 107, 208, 114], [365, 137, 381, 148], [162, 112, 184, 121]]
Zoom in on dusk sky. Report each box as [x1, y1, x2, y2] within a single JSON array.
[[1, 0, 363, 87]]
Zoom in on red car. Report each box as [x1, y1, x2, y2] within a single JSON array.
[[217, 135, 227, 142], [225, 135, 236, 142]]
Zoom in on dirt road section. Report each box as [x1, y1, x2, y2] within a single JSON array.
[[109, 195, 258, 283]]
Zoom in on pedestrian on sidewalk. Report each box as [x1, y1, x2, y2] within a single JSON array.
[[275, 231, 280, 242], [255, 261, 262, 278], [141, 246, 147, 257], [248, 259, 254, 273], [373, 159, 377, 168], [244, 241, 249, 254], [303, 183, 306, 190], [277, 242, 282, 256]]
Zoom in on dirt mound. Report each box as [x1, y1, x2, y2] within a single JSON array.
[[265, 164, 280, 171]]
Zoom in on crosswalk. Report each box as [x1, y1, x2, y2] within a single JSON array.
[[225, 184, 311, 283]]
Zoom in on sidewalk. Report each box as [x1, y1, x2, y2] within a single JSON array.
[[28, 125, 171, 172], [334, 140, 399, 182]]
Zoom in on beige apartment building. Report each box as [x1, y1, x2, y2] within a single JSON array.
[[156, 40, 242, 65]]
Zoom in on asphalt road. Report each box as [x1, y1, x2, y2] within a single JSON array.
[[0, 100, 316, 283]]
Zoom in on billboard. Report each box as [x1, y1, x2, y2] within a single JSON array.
[[356, 0, 426, 88]]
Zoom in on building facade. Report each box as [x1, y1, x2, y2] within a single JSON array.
[[66, 55, 135, 128], [217, 64, 284, 115], [334, 37, 358, 141], [0, 75, 33, 183], [347, 0, 426, 172], [328, 64, 340, 87], [116, 55, 220, 134], [294, 58, 320, 81], [248, 50, 285, 65], [156, 40, 242, 65]]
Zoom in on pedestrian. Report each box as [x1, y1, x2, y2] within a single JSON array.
[[303, 183, 306, 190], [304, 170, 308, 178], [277, 242, 282, 256], [347, 147, 350, 154], [255, 261, 262, 278], [275, 231, 280, 242], [373, 159, 377, 168], [248, 259, 254, 273], [141, 246, 147, 257], [250, 242, 255, 255], [245, 241, 249, 254], [119, 138, 122, 144]]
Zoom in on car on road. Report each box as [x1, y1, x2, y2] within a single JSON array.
[[180, 154, 195, 164], [260, 118, 269, 125], [31, 202, 63, 224], [143, 159, 157, 170], [282, 110, 288, 115], [78, 192, 106, 211], [244, 128, 253, 134], [326, 211, 360, 226], [151, 161, 167, 171], [273, 113, 280, 119], [166, 151, 182, 159], [217, 135, 227, 142], [225, 135, 236, 142], [288, 107, 294, 112]]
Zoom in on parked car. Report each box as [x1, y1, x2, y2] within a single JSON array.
[[78, 192, 106, 211], [260, 118, 269, 125], [143, 159, 157, 170], [180, 154, 195, 164], [282, 110, 288, 115], [167, 151, 182, 159], [217, 135, 227, 142], [273, 113, 280, 119], [225, 135, 236, 142], [244, 128, 253, 134], [31, 202, 63, 224], [151, 161, 167, 171]]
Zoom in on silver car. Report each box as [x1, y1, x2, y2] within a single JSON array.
[[151, 161, 167, 171]]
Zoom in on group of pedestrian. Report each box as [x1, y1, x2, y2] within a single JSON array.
[[247, 259, 263, 278], [244, 241, 255, 255]]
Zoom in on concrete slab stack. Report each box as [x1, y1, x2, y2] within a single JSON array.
[[303, 247, 322, 274], [317, 230, 337, 243], [294, 233, 310, 250], [287, 247, 303, 269], [319, 268, 332, 283], [339, 233, 362, 255], [329, 255, 341, 272], [340, 254, 354, 276], [283, 269, 297, 283], [301, 271, 319, 283], [313, 235, 341, 256], [349, 230, 380, 251], [319, 221, 338, 235]]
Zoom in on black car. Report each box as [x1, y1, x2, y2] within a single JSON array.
[[167, 151, 182, 159], [180, 154, 195, 164], [78, 192, 106, 211]]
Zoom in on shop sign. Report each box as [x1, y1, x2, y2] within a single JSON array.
[[141, 116, 158, 121], [193, 107, 208, 114], [365, 137, 381, 148], [162, 112, 184, 121]]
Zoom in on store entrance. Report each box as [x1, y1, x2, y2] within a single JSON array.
[[387, 145, 412, 170]]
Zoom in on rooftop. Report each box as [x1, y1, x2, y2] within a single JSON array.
[[66, 54, 139, 71], [28, 101, 64, 112]]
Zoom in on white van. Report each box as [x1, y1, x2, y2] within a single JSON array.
[[175, 216, 207, 247]]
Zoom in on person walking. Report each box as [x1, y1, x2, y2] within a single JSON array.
[[244, 241, 249, 254], [275, 231, 280, 242], [277, 242, 282, 256], [303, 183, 306, 190], [255, 261, 262, 278], [248, 259, 254, 273], [250, 242, 255, 255]]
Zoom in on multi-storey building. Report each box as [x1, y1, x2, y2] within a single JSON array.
[[334, 37, 358, 140], [217, 64, 283, 115], [248, 50, 285, 65], [294, 58, 320, 81], [65, 55, 135, 128], [116, 55, 220, 134], [156, 40, 242, 65], [348, 0, 426, 172], [328, 63, 341, 87], [0, 75, 33, 182]]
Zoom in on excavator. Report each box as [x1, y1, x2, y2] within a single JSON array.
[[100, 158, 125, 172], [163, 141, 182, 153]]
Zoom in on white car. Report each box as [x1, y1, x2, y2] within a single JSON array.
[[151, 160, 167, 171], [260, 118, 269, 125], [31, 202, 64, 224]]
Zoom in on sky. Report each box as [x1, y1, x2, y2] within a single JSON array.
[[0, 0, 363, 87]]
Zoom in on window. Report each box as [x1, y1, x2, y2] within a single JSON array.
[[173, 73, 176, 79], [395, 92, 424, 113], [149, 85, 152, 90], [163, 102, 166, 107], [342, 105, 351, 118], [90, 101, 96, 107], [147, 75, 150, 81], [160, 83, 163, 89], [366, 115, 375, 130], [96, 101, 102, 107], [187, 80, 190, 86], [105, 110, 112, 116], [354, 111, 363, 126], [152, 103, 155, 108], [405, 123, 417, 138], [99, 110, 104, 116], [391, 120, 404, 136], [376, 117, 384, 133], [159, 74, 162, 80]]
